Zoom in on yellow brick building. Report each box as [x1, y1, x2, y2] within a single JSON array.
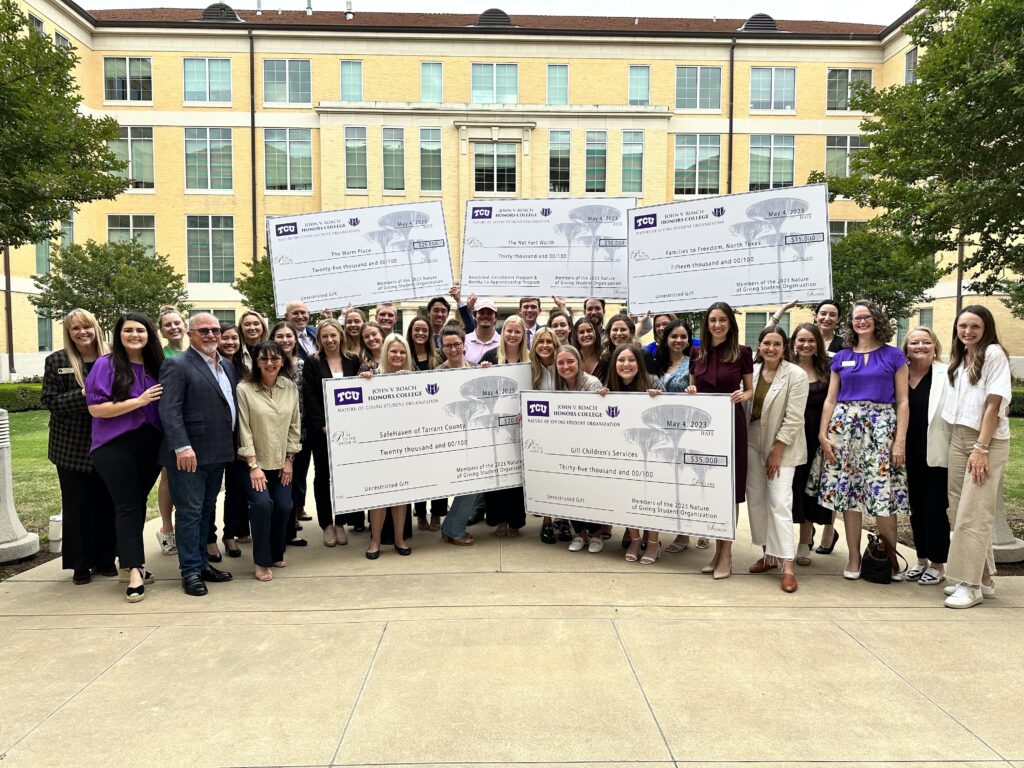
[[6, 1, 1021, 377]]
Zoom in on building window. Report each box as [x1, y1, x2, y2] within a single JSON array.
[[264, 128, 311, 191], [745, 312, 789, 347], [186, 215, 234, 284], [263, 59, 311, 104], [183, 58, 231, 103], [382, 128, 405, 192], [344, 127, 367, 190], [621, 130, 644, 194], [826, 68, 872, 110], [829, 220, 867, 244], [35, 241, 50, 274], [107, 214, 155, 256], [674, 134, 720, 195], [750, 67, 795, 111], [420, 128, 441, 193], [109, 127, 154, 189], [421, 62, 442, 102], [548, 129, 570, 193], [474, 143, 516, 193], [185, 128, 232, 190], [825, 135, 868, 178], [340, 60, 362, 101], [749, 135, 794, 191], [471, 63, 517, 104], [675, 66, 721, 110], [60, 216, 73, 248], [918, 307, 934, 329], [585, 131, 607, 193], [28, 14, 45, 34], [54, 32, 69, 48], [37, 312, 52, 352], [628, 65, 650, 106], [104, 57, 152, 101], [905, 48, 918, 84], [547, 64, 568, 106]]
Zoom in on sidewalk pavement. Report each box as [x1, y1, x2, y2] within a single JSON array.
[[1, 510, 1022, 768]]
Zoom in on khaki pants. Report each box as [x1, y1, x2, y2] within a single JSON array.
[[946, 425, 1010, 586]]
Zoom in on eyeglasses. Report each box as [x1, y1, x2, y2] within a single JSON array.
[[851, 316, 873, 324], [192, 327, 221, 336], [258, 355, 282, 363], [442, 342, 463, 350]]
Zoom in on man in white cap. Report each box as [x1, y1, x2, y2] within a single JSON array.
[[464, 299, 499, 364]]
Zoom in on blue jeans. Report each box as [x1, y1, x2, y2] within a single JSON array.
[[167, 463, 227, 578], [441, 494, 478, 539], [246, 468, 292, 566]]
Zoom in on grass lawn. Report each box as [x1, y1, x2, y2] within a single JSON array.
[[1006, 418, 1023, 512]]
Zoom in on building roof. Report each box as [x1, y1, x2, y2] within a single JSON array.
[[83, 7, 889, 38]]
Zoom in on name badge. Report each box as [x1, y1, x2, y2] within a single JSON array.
[[841, 360, 856, 368], [58, 367, 74, 375]]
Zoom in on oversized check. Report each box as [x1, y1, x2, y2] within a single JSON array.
[[266, 201, 454, 316], [627, 183, 832, 313], [521, 391, 736, 540], [461, 198, 635, 299], [324, 364, 532, 513]]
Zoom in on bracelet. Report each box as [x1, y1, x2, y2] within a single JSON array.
[[972, 444, 989, 454], [973, 441, 990, 450]]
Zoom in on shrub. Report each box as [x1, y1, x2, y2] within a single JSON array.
[[0, 383, 43, 412], [1011, 388, 1024, 418]]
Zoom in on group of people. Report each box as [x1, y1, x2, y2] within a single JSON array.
[[41, 289, 1012, 608]]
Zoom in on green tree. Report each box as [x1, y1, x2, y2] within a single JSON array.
[[816, 0, 1024, 315], [29, 239, 191, 332], [233, 248, 277, 321], [0, 0, 127, 247]]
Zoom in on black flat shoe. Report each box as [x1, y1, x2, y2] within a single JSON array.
[[816, 530, 840, 555], [92, 565, 119, 578], [288, 538, 308, 547], [394, 544, 412, 556], [365, 548, 380, 560], [541, 523, 557, 544], [555, 520, 573, 542], [353, 524, 366, 533], [73, 569, 91, 585], [207, 550, 223, 563], [182, 574, 207, 596], [200, 565, 233, 583]]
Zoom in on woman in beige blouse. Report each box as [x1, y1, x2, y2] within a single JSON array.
[[237, 341, 301, 581]]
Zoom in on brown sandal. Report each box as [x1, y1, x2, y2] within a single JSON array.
[[441, 532, 474, 546]]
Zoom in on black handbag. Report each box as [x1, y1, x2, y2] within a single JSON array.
[[861, 533, 907, 584]]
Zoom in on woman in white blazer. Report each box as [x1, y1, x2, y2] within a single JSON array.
[[746, 325, 809, 593], [902, 327, 951, 585]]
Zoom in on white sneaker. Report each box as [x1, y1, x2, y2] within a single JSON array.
[[568, 536, 586, 552], [155, 529, 176, 555], [588, 536, 604, 554], [944, 583, 983, 609], [945, 580, 994, 598]]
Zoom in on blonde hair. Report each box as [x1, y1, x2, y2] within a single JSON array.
[[61, 309, 108, 388], [314, 318, 345, 358], [497, 314, 530, 365], [530, 327, 560, 389], [380, 333, 414, 374], [901, 326, 942, 361]]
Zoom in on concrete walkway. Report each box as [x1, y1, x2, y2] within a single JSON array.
[[1, 511, 1022, 768]]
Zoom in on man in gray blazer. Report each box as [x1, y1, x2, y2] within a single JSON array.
[[159, 312, 238, 596]]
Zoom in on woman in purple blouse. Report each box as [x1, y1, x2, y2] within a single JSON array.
[[810, 300, 909, 581], [85, 313, 165, 603]]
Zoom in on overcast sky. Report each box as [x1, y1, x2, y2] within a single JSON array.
[[78, 0, 910, 26]]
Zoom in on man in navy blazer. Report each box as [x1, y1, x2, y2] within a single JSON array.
[[286, 300, 319, 361], [159, 312, 238, 596]]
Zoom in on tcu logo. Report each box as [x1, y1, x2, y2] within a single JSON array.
[[472, 207, 493, 219], [275, 222, 298, 237], [605, 406, 620, 418], [540, 207, 552, 217], [334, 387, 363, 405], [712, 206, 726, 218], [348, 217, 360, 227], [634, 214, 657, 230], [526, 400, 550, 417], [425, 383, 439, 395]]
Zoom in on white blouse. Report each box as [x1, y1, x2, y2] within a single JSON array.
[[941, 345, 1012, 440]]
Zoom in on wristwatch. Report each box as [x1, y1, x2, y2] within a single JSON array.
[[248, 461, 259, 470], [285, 453, 294, 461]]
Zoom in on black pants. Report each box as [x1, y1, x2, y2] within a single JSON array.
[[906, 456, 950, 563], [91, 426, 162, 570], [485, 487, 526, 529], [570, 520, 601, 535], [246, 468, 291, 566], [57, 466, 116, 572], [414, 498, 448, 518], [291, 439, 312, 509], [222, 460, 250, 540]]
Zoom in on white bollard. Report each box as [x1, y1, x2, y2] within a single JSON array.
[[48, 514, 63, 554], [0, 408, 41, 562]]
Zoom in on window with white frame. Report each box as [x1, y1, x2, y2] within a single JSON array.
[[382, 128, 405, 192], [749, 135, 794, 191], [474, 143, 516, 193], [183, 58, 231, 103], [109, 127, 154, 189], [826, 68, 872, 110], [547, 64, 568, 106], [421, 62, 442, 103], [829, 220, 867, 244], [905, 48, 918, 84], [621, 131, 644, 193], [750, 67, 795, 111], [825, 135, 868, 178], [37, 312, 52, 352], [420, 128, 441, 193], [340, 60, 362, 101], [104, 57, 152, 101], [185, 128, 232, 190], [471, 63, 517, 104], [263, 59, 310, 104], [628, 65, 650, 106], [33, 217, 71, 275], [548, 130, 570, 193], [745, 312, 790, 347], [675, 66, 721, 110], [186, 215, 234, 283], [585, 131, 607, 193], [344, 127, 367, 190], [264, 128, 311, 191], [674, 134, 720, 195], [54, 31, 69, 48], [28, 14, 44, 34], [193, 308, 236, 324], [107, 214, 155, 255]]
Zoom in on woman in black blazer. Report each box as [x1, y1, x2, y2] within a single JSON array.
[[41, 309, 117, 585]]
